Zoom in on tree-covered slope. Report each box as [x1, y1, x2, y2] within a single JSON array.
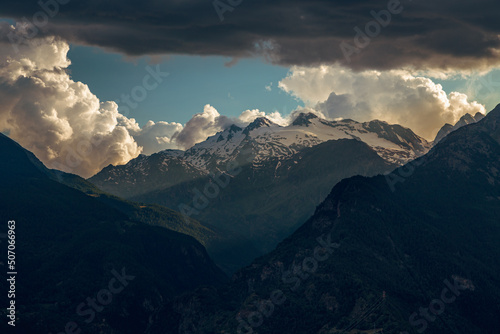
[[53, 171, 218, 247]]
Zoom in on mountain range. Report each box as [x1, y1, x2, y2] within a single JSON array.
[[147, 105, 500, 334], [92, 112, 431, 194], [1, 104, 499, 333], [90, 113, 431, 273]]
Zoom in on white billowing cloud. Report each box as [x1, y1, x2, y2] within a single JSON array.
[[173, 104, 230, 149], [238, 109, 289, 126], [123, 118, 183, 155], [0, 26, 144, 178], [279, 65, 486, 139]]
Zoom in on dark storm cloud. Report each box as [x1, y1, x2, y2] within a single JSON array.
[[2, 0, 500, 70]]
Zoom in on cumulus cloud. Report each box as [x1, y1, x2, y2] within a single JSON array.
[[174, 105, 232, 150], [279, 65, 486, 139], [123, 119, 183, 155], [0, 26, 195, 176], [0, 26, 145, 177], [238, 109, 289, 126]]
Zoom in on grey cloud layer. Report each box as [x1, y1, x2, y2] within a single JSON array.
[[2, 0, 500, 70]]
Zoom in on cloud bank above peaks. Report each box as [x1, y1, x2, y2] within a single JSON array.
[[279, 65, 486, 139], [0, 25, 285, 177], [0, 24, 488, 179]]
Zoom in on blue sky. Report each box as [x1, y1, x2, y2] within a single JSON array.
[[67, 45, 303, 127]]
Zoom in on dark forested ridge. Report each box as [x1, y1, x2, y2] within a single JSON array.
[[0, 133, 226, 334]]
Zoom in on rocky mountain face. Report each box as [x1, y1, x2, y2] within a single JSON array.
[[91, 152, 207, 198], [433, 111, 485, 143], [148, 105, 500, 334], [89, 114, 430, 273], [0, 133, 227, 334]]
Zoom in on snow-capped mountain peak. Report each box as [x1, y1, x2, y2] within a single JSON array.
[[291, 112, 319, 126], [90, 113, 432, 198], [160, 113, 431, 170], [243, 117, 278, 135]]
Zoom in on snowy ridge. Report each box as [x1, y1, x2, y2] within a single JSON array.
[[90, 113, 431, 196], [162, 113, 431, 169]]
